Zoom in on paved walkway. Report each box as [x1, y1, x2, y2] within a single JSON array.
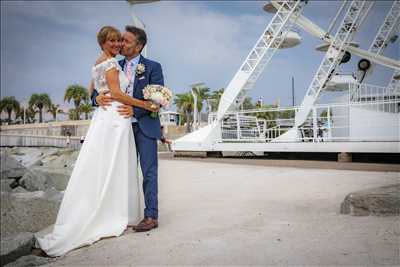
[[46, 159, 399, 266]]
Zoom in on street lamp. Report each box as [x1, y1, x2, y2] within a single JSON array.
[[189, 82, 205, 131], [22, 98, 27, 124], [126, 0, 159, 58]]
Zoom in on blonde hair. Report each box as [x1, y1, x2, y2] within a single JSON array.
[[97, 26, 121, 50]]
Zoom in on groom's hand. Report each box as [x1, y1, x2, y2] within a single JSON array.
[[117, 104, 134, 118], [96, 91, 112, 110]]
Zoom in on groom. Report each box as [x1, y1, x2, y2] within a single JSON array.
[[91, 25, 163, 232]]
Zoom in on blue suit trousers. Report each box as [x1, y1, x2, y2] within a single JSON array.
[[132, 123, 158, 219]]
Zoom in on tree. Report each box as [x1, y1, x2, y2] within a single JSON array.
[[319, 109, 333, 125], [0, 96, 20, 124], [193, 86, 210, 113], [241, 97, 254, 110], [79, 102, 94, 120], [28, 93, 52, 123], [47, 103, 64, 121], [16, 106, 37, 124], [174, 92, 195, 133], [255, 104, 279, 128], [209, 88, 224, 111], [64, 84, 89, 120], [68, 108, 79, 120]]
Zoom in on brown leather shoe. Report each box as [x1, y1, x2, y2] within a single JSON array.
[[131, 218, 147, 231], [133, 217, 158, 232]]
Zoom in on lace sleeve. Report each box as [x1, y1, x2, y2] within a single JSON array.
[[104, 58, 119, 72]]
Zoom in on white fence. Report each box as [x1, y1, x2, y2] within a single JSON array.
[[209, 86, 400, 143]]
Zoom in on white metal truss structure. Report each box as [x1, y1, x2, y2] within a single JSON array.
[[386, 10, 400, 92], [172, 1, 400, 154], [358, 0, 400, 84], [217, 0, 307, 120], [388, 70, 400, 91], [369, 0, 400, 55], [274, 1, 374, 141], [282, 3, 400, 71]]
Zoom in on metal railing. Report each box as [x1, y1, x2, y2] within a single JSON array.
[[211, 84, 399, 143]]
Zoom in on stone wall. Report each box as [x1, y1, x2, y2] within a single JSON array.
[[0, 121, 188, 149], [0, 120, 91, 137], [1, 120, 187, 140]]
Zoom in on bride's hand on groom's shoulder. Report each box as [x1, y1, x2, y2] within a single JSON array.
[[117, 104, 134, 118], [96, 91, 113, 110]]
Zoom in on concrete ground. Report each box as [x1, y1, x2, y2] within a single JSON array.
[[45, 159, 399, 266]]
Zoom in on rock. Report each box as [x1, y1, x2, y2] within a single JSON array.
[[6, 147, 51, 167], [20, 167, 72, 192], [1, 189, 63, 236], [340, 183, 400, 216], [40, 149, 79, 169], [11, 187, 29, 193], [30, 160, 44, 167], [4, 255, 53, 267], [19, 170, 48, 192], [0, 232, 34, 266], [7, 147, 27, 156], [1, 179, 14, 192], [0, 151, 27, 180]]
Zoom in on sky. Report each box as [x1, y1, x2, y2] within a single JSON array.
[[1, 0, 398, 120]]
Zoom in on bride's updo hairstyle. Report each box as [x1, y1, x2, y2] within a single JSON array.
[[97, 26, 121, 50]]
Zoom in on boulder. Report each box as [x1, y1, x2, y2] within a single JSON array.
[[4, 255, 53, 267], [19, 169, 48, 192], [11, 187, 29, 193], [340, 183, 400, 216], [0, 151, 27, 180], [39, 149, 79, 169], [0, 189, 63, 236], [0, 232, 34, 266], [1, 179, 14, 192], [6, 147, 58, 168], [19, 167, 72, 192]]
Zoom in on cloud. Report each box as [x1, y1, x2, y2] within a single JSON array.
[[134, 1, 268, 92], [1, 1, 268, 109], [1, 0, 397, 116]]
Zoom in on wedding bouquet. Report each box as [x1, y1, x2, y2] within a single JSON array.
[[142, 84, 173, 118]]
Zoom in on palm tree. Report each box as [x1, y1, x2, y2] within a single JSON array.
[[209, 88, 224, 111], [242, 97, 254, 110], [28, 93, 52, 123], [79, 102, 94, 120], [17, 106, 37, 124], [68, 108, 79, 120], [174, 92, 195, 133], [0, 96, 20, 124], [64, 84, 89, 120], [47, 103, 64, 121], [194, 86, 210, 112], [26, 107, 37, 123], [255, 103, 279, 128]]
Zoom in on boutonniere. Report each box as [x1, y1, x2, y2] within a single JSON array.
[[136, 63, 145, 76]]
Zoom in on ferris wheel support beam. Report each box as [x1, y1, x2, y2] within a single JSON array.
[[216, 0, 307, 121], [126, 1, 160, 57], [274, 1, 374, 142], [272, 2, 400, 71]]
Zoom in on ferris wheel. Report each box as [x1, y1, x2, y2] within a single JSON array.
[[126, 0, 159, 57], [172, 0, 400, 154]]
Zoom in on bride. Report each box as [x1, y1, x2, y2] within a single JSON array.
[[34, 26, 158, 257]]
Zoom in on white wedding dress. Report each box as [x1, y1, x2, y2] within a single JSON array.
[[34, 58, 140, 257]]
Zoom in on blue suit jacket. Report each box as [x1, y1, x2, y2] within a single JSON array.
[[91, 55, 163, 140]]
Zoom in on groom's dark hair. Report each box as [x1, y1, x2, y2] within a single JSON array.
[[125, 25, 147, 52]]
